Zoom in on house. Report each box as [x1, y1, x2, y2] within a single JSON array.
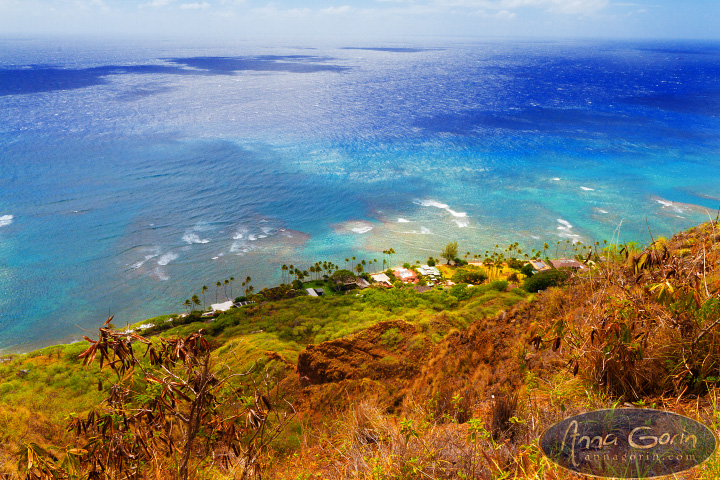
[[335, 276, 370, 291], [370, 273, 393, 287], [210, 300, 234, 312], [418, 265, 441, 278], [393, 268, 418, 284], [530, 259, 551, 272], [306, 287, 325, 297], [549, 258, 587, 270], [234, 300, 255, 307]]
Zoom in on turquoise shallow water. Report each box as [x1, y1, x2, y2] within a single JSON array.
[[0, 37, 719, 351]]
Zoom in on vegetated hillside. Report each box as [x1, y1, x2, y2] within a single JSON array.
[[269, 221, 720, 479], [0, 274, 527, 477], [3, 221, 720, 479]]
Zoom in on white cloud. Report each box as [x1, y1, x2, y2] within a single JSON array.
[[179, 2, 210, 9], [145, 0, 172, 6], [74, 0, 109, 9], [547, 0, 609, 15], [251, 4, 312, 17], [431, 0, 610, 15], [320, 5, 353, 15]]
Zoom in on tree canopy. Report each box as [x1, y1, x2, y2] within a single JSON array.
[[440, 241, 459, 264]]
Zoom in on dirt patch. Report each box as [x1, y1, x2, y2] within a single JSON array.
[[296, 320, 419, 384]]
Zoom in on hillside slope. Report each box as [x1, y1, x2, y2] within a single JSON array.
[[3, 221, 720, 479]]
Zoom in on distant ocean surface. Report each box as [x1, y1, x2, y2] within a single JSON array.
[[1, 37, 719, 352]]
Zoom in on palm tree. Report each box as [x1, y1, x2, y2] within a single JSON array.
[[215, 282, 221, 303], [345, 258, 349, 269], [183, 299, 192, 314], [229, 277, 235, 298], [191, 295, 201, 312], [223, 279, 229, 300], [201, 285, 208, 310], [244, 276, 252, 296]]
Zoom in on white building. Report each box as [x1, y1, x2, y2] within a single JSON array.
[[210, 300, 234, 312], [370, 273, 392, 286], [418, 265, 441, 277]]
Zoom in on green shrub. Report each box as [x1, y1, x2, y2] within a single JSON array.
[[522, 269, 570, 292], [489, 280, 509, 292], [449, 284, 471, 300], [507, 258, 524, 270], [380, 328, 402, 348], [452, 268, 488, 285], [520, 263, 535, 277]]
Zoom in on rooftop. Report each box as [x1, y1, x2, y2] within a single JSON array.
[[549, 258, 587, 270]]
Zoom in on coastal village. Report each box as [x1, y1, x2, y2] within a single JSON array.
[[191, 249, 589, 318]]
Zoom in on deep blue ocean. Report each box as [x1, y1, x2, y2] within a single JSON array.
[[1, 37, 719, 352]]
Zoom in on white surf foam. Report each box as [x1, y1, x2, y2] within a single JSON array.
[[152, 267, 170, 281], [417, 199, 449, 209], [597, 209, 608, 214], [420, 226, 432, 235], [182, 233, 210, 244], [580, 186, 594, 191], [157, 252, 178, 266], [556, 219, 580, 242], [397, 218, 410, 223], [129, 253, 159, 270], [454, 219, 469, 228], [655, 198, 685, 213], [415, 199, 468, 219], [447, 208, 467, 218], [351, 226, 373, 234], [551, 178, 561, 181], [0, 215, 13, 227]]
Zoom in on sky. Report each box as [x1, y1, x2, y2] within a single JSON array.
[[0, 0, 718, 41]]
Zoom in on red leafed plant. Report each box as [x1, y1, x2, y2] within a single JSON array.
[[20, 319, 295, 480]]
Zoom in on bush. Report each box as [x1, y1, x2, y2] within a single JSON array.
[[449, 284, 471, 300], [522, 269, 570, 292], [520, 263, 535, 277], [427, 258, 436, 267], [489, 280, 509, 292], [173, 312, 202, 327], [385, 270, 398, 282], [507, 258, 524, 270], [452, 268, 488, 285]]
